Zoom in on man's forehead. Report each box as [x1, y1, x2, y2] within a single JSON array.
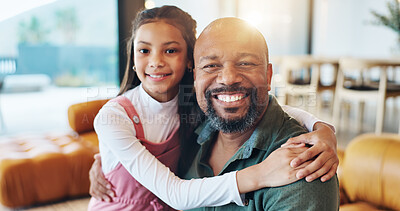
[[196, 30, 257, 46], [194, 36, 266, 62], [197, 52, 261, 62]]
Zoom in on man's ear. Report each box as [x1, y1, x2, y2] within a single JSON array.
[[267, 63, 273, 91], [188, 60, 194, 75], [192, 63, 197, 81]]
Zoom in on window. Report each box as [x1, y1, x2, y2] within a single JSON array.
[[0, 0, 119, 136]]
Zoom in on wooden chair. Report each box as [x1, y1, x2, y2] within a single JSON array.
[[333, 57, 400, 134], [280, 55, 338, 114]]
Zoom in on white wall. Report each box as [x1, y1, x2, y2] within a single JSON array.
[[153, 0, 311, 56], [237, 0, 311, 56], [313, 0, 397, 57]]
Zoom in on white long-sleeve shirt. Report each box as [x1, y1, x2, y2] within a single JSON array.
[[94, 84, 333, 209]]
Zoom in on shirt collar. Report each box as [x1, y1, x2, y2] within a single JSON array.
[[138, 83, 179, 113]]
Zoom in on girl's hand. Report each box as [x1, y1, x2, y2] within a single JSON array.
[[281, 122, 338, 182], [89, 154, 115, 201], [237, 145, 310, 192]]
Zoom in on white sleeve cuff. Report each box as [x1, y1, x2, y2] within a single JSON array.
[[312, 120, 336, 133], [231, 171, 245, 206], [281, 105, 336, 133]]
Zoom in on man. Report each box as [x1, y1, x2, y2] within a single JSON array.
[[182, 17, 339, 210], [90, 17, 339, 210]]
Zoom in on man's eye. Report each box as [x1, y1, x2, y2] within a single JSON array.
[[203, 64, 219, 68], [139, 49, 149, 54], [201, 64, 221, 73], [166, 49, 177, 54], [238, 62, 255, 66]]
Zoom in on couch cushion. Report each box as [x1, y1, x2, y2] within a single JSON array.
[[340, 201, 381, 211], [68, 99, 108, 134], [78, 131, 99, 152], [342, 133, 400, 210], [0, 134, 95, 208]]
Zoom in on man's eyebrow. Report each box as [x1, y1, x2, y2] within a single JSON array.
[[237, 52, 260, 59], [199, 55, 218, 63]]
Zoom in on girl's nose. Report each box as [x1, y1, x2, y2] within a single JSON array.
[[149, 53, 165, 68]]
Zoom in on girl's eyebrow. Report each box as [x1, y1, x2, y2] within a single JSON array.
[[137, 41, 151, 45], [163, 41, 180, 46], [136, 41, 181, 46]]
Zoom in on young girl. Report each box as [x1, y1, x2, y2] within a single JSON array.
[[88, 5, 337, 210]]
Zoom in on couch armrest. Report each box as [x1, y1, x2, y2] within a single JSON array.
[[68, 99, 109, 134], [341, 133, 400, 210], [337, 148, 350, 205]]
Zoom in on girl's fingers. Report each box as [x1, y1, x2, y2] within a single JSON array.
[[320, 162, 338, 182], [295, 151, 330, 179], [282, 135, 306, 147], [303, 158, 334, 182], [281, 143, 306, 149], [290, 145, 323, 168]]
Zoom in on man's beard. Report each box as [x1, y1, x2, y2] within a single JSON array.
[[204, 85, 265, 134]]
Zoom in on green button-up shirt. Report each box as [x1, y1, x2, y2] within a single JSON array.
[[182, 96, 339, 211]]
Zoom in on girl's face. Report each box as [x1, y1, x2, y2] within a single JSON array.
[[133, 21, 189, 102]]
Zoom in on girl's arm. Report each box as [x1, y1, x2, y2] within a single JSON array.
[[281, 105, 335, 132], [281, 105, 339, 182], [93, 104, 306, 209]]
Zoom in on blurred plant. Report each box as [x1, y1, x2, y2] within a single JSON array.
[[18, 16, 49, 44], [371, 0, 400, 52], [371, 0, 400, 33], [55, 7, 80, 44]]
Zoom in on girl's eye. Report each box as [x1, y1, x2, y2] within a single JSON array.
[[166, 49, 177, 54], [139, 49, 149, 54]]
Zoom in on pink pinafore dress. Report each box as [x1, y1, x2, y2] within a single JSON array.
[[88, 96, 180, 211]]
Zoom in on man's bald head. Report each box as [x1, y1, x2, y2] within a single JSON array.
[[195, 17, 269, 63]]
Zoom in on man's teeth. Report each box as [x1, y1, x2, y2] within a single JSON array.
[[149, 74, 166, 78], [217, 95, 243, 102]]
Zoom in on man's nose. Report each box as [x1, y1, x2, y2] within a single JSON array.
[[216, 65, 242, 85], [149, 52, 165, 68]]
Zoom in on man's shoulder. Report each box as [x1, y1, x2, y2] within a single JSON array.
[[252, 174, 339, 210], [254, 96, 308, 151]]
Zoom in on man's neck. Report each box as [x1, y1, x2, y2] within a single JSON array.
[[207, 104, 268, 175], [218, 129, 254, 151], [208, 127, 256, 176]]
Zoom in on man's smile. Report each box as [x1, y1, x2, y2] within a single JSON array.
[[206, 86, 252, 107], [214, 93, 248, 103]]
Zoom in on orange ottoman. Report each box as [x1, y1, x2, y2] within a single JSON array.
[[0, 134, 96, 208]]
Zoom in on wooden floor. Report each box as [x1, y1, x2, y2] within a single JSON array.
[[1, 96, 399, 211], [0, 197, 90, 211]]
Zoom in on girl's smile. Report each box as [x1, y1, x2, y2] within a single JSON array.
[[146, 73, 172, 81]]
